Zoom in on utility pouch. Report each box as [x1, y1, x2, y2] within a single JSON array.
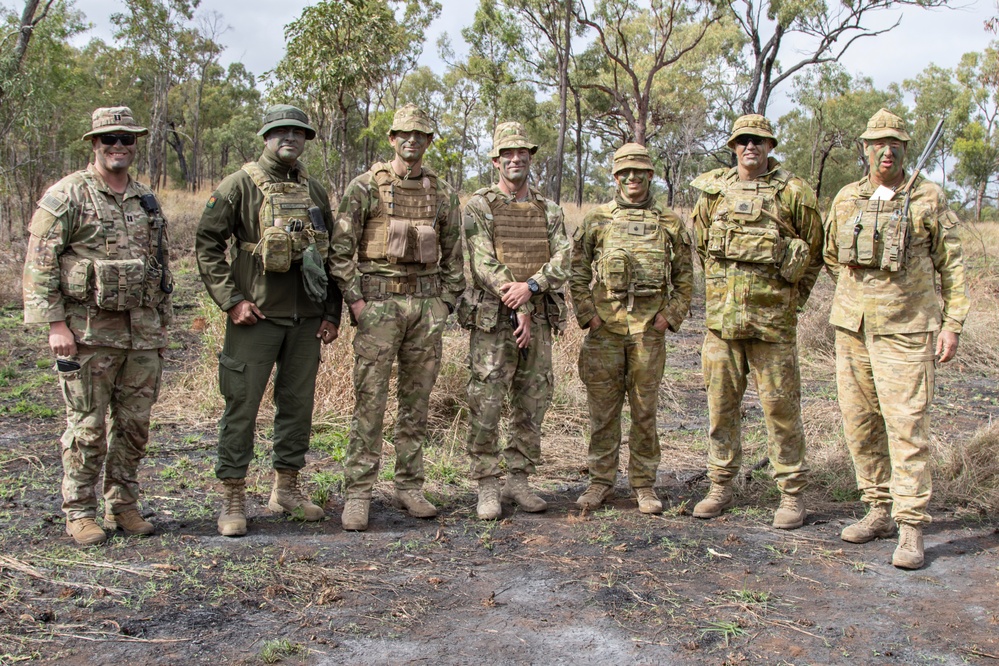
[[779, 237, 811, 283], [723, 226, 783, 264], [58, 255, 93, 302], [259, 225, 292, 273], [597, 248, 631, 293], [309, 229, 330, 260], [414, 225, 438, 264], [92, 258, 144, 311], [474, 292, 501, 332], [385, 218, 410, 260], [707, 224, 727, 258], [837, 213, 861, 266]]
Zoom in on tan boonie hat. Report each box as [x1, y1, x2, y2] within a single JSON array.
[[258, 104, 316, 140], [390, 103, 435, 136], [489, 121, 538, 159], [81, 106, 148, 140], [859, 108, 911, 142], [727, 114, 777, 150], [612, 143, 654, 175]]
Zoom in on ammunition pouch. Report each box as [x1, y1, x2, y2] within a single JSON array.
[[93, 258, 145, 311], [708, 223, 784, 265], [837, 198, 908, 272], [386, 219, 439, 265]]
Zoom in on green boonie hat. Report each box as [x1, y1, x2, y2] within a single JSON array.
[[489, 121, 538, 159], [859, 108, 911, 142], [612, 142, 654, 175], [390, 103, 435, 136], [258, 104, 316, 140], [727, 114, 778, 150], [81, 106, 148, 140]]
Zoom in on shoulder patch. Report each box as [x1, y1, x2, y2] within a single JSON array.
[[206, 195, 218, 209], [690, 169, 726, 194], [37, 191, 70, 217]]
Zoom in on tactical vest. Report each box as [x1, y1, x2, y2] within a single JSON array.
[[358, 162, 440, 266], [595, 202, 670, 311], [836, 196, 910, 272], [484, 188, 550, 282], [239, 162, 328, 273]]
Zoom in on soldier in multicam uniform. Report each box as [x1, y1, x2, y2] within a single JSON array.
[[824, 109, 970, 569], [196, 105, 342, 537], [329, 104, 464, 531], [23, 107, 173, 545], [690, 115, 823, 529], [570, 143, 693, 514], [459, 122, 570, 520]]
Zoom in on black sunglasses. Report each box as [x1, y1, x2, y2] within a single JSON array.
[[734, 135, 768, 147], [98, 133, 137, 146]]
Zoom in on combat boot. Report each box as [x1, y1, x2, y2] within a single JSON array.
[[66, 517, 107, 546], [217, 478, 247, 537], [576, 484, 613, 510], [772, 493, 806, 530], [395, 489, 438, 518], [692, 483, 734, 519], [477, 477, 502, 520], [104, 509, 155, 536], [841, 503, 896, 543], [502, 472, 547, 513], [635, 488, 663, 514], [892, 523, 924, 570], [341, 498, 369, 531], [268, 469, 325, 521]]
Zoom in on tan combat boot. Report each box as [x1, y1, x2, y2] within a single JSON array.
[[268, 469, 325, 521], [635, 488, 663, 514], [841, 503, 896, 543], [576, 484, 613, 510], [104, 509, 155, 536], [502, 472, 547, 513], [892, 524, 924, 570], [692, 483, 734, 519], [218, 478, 247, 537], [66, 517, 107, 546], [477, 477, 502, 520], [341, 498, 370, 531], [395, 489, 438, 518], [772, 493, 806, 530]]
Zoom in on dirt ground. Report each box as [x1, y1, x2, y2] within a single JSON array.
[[1, 269, 998, 666]]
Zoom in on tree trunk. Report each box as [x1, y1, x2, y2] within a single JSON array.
[[574, 91, 583, 207], [552, 0, 572, 204]]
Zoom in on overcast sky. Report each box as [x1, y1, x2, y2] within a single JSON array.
[[41, 0, 999, 113]]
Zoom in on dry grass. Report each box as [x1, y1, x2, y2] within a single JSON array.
[[935, 421, 999, 514]]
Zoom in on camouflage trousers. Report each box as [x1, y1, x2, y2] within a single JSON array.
[[57, 345, 162, 520], [345, 295, 449, 499], [216, 317, 323, 479], [466, 315, 553, 480], [835, 327, 936, 525], [578, 325, 666, 489], [702, 330, 808, 494]]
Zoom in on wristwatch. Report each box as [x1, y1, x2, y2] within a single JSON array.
[[526, 278, 540, 294]]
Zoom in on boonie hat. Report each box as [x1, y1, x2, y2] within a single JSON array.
[[727, 114, 777, 150], [859, 108, 911, 142], [489, 121, 538, 159], [390, 104, 435, 136], [612, 143, 654, 175], [257, 104, 316, 140], [81, 106, 148, 140]]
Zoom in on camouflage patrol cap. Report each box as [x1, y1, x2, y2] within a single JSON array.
[[489, 121, 538, 158], [859, 108, 911, 142], [727, 114, 777, 150], [612, 143, 654, 175], [81, 106, 148, 140], [258, 104, 316, 140], [390, 104, 435, 136]]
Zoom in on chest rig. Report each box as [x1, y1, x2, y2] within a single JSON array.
[[837, 193, 909, 272], [486, 189, 550, 282], [595, 202, 670, 312], [240, 162, 327, 273], [359, 162, 440, 266]]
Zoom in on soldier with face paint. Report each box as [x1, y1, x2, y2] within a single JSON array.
[[824, 109, 970, 569]]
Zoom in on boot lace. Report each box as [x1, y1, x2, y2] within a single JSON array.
[[225, 483, 245, 514]]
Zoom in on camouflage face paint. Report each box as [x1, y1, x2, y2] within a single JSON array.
[[867, 140, 905, 184], [615, 169, 651, 203]]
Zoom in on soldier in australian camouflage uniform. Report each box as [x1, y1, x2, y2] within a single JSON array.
[[690, 115, 823, 530], [23, 107, 173, 546], [459, 122, 570, 520], [570, 143, 693, 514], [329, 104, 464, 531], [825, 109, 970, 569]]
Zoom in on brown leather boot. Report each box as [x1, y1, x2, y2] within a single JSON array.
[[693, 483, 734, 519], [341, 498, 370, 531], [502, 472, 547, 512], [635, 488, 663, 514], [66, 517, 107, 546], [218, 478, 247, 537], [772, 493, 806, 530], [477, 477, 502, 520], [395, 489, 437, 518], [892, 524, 924, 570], [576, 484, 613, 510], [841, 503, 895, 543], [268, 469, 324, 521], [104, 509, 154, 536]]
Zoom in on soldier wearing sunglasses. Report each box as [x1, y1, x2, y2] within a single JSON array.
[[23, 107, 173, 546]]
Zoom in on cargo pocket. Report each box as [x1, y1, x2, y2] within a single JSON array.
[[58, 353, 94, 413], [217, 352, 246, 403]]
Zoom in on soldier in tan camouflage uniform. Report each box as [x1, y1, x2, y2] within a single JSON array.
[[459, 122, 570, 520], [570, 143, 693, 514], [825, 109, 970, 569], [691, 115, 823, 529], [23, 107, 173, 545], [329, 104, 464, 531]]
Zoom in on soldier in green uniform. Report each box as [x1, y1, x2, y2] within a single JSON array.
[[825, 109, 970, 569], [196, 105, 342, 537], [570, 143, 693, 514], [690, 115, 823, 529], [23, 107, 173, 545], [329, 104, 464, 531], [460, 122, 570, 520]]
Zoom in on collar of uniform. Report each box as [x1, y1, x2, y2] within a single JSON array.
[[858, 171, 908, 197], [491, 183, 534, 203], [259, 148, 305, 182], [85, 163, 139, 198]]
